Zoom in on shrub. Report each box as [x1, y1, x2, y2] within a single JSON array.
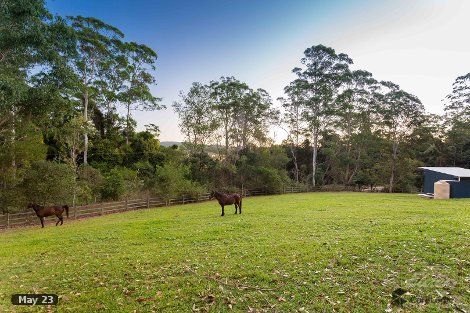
[[101, 168, 142, 201], [154, 162, 205, 200], [21, 160, 75, 205], [254, 167, 287, 194], [77, 165, 104, 204]]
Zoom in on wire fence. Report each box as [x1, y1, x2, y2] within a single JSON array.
[[0, 186, 309, 229]]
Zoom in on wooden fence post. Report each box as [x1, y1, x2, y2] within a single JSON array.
[[125, 198, 128, 210], [100, 204, 104, 215], [6, 213, 10, 229], [182, 195, 185, 204], [147, 195, 150, 208]]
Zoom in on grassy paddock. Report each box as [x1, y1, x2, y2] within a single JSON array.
[[0, 192, 469, 312]]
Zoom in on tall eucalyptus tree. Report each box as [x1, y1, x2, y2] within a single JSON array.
[[445, 73, 470, 121], [444, 73, 470, 166], [0, 0, 77, 211], [335, 70, 377, 184], [210, 77, 247, 158], [68, 16, 125, 164], [235, 87, 274, 150], [118, 42, 163, 145], [210, 77, 274, 160], [173, 82, 219, 153], [286, 45, 352, 187], [374, 81, 424, 192], [279, 81, 308, 183]]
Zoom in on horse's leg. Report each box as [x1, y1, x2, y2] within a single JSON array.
[[221, 205, 225, 216], [40, 217, 44, 228], [234, 203, 238, 214], [57, 214, 63, 226], [239, 200, 242, 214], [56, 215, 60, 226]]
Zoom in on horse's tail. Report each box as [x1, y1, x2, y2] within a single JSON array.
[[64, 205, 69, 217]]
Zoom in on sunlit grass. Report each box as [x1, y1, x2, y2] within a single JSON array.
[[0, 193, 469, 312]]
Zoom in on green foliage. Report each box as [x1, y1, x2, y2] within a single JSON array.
[[445, 72, 470, 122], [236, 147, 290, 193], [0, 0, 49, 105], [253, 166, 286, 193], [101, 167, 142, 201], [77, 165, 104, 203], [0, 121, 48, 213], [391, 158, 422, 193], [173, 82, 219, 152], [444, 120, 470, 168], [207, 162, 237, 190], [117, 42, 164, 144], [21, 160, 75, 205], [0, 120, 47, 169], [125, 131, 162, 166], [57, 115, 96, 167], [185, 151, 217, 185], [154, 162, 205, 200], [443, 77, 470, 168], [2, 0, 470, 212], [209, 76, 276, 158], [285, 45, 353, 186], [88, 138, 124, 172]]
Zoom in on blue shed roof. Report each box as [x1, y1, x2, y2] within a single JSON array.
[[420, 167, 470, 178]]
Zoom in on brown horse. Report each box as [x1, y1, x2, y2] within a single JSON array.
[[28, 203, 69, 228], [209, 191, 242, 216]]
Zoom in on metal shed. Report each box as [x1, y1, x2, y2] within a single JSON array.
[[420, 167, 470, 198]]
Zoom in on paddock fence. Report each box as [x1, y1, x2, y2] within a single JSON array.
[[0, 186, 309, 229]]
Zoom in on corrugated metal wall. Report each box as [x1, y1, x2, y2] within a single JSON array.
[[423, 170, 455, 193], [448, 180, 470, 198]]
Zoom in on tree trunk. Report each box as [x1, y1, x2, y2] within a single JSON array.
[[389, 142, 398, 193], [224, 116, 229, 158], [126, 104, 131, 145], [83, 88, 89, 165], [70, 148, 78, 207], [312, 130, 318, 187], [348, 146, 362, 184], [290, 143, 299, 183], [241, 116, 248, 150], [72, 185, 77, 207], [11, 109, 16, 181], [344, 134, 353, 185]]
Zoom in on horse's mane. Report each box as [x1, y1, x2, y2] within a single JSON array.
[[28, 203, 40, 211]]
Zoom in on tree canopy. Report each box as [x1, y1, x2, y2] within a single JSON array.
[[1, 1, 469, 213]]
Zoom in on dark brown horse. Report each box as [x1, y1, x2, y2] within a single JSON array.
[[28, 203, 69, 228], [209, 191, 242, 216]]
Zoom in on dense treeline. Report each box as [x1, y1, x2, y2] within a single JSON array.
[[174, 47, 469, 194], [1, 1, 469, 213]]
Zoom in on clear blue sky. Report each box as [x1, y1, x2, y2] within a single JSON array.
[[47, 0, 470, 142]]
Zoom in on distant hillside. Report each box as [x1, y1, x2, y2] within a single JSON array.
[[160, 141, 182, 147]]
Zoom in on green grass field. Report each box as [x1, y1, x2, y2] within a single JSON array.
[[0, 193, 469, 312]]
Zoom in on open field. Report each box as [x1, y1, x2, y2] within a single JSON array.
[[0, 192, 469, 312]]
